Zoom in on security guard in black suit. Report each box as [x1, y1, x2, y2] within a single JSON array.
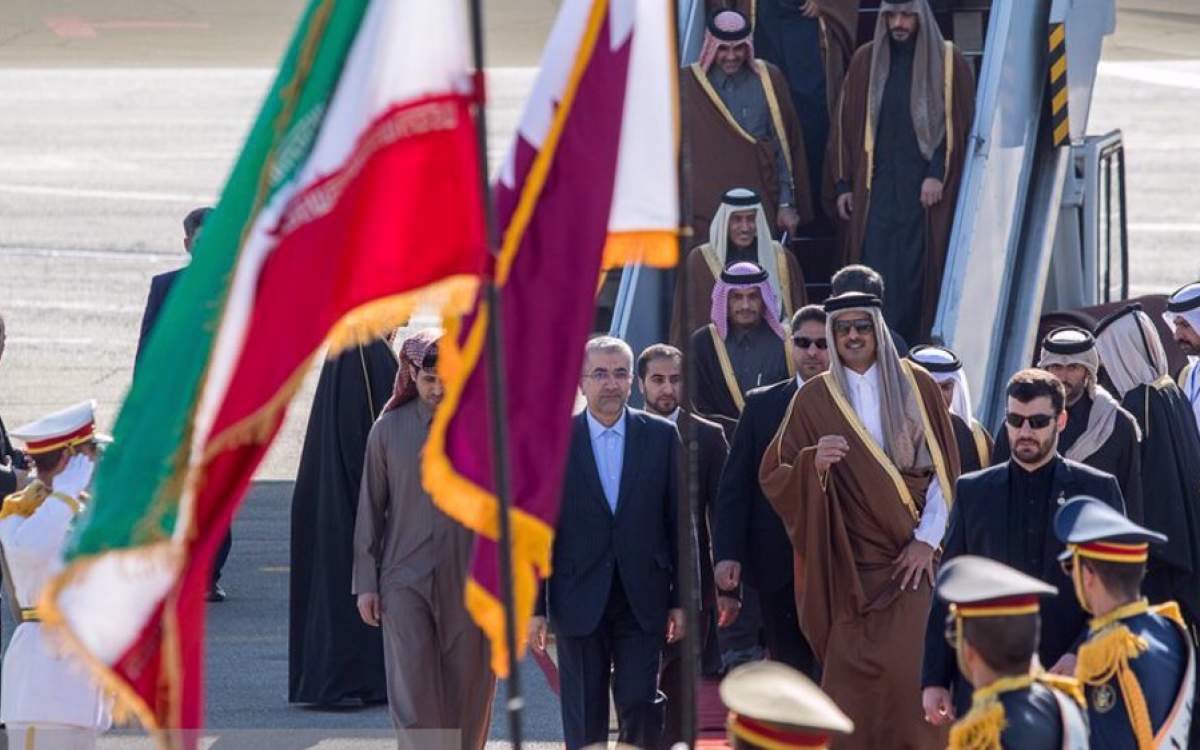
[[1055, 496, 1195, 749], [936, 556, 1089, 749]]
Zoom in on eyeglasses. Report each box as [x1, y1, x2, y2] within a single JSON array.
[[1004, 413, 1055, 430], [832, 320, 875, 336], [587, 369, 632, 383], [792, 336, 828, 350]]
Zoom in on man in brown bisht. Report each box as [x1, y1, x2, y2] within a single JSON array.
[[691, 261, 794, 435], [683, 9, 813, 241], [709, 0, 861, 206], [672, 188, 806, 346], [827, 0, 975, 343], [760, 291, 960, 749], [352, 329, 494, 749]]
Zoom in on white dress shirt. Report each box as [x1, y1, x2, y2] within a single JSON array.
[[844, 364, 947, 547], [586, 409, 626, 513]]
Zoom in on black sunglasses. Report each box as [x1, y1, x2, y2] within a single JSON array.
[[1004, 413, 1056, 429], [832, 320, 875, 336], [792, 336, 828, 350], [942, 615, 958, 650]]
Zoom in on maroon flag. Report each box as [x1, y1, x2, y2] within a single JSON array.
[[423, 0, 679, 674]]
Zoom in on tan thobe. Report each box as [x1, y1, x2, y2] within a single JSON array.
[[352, 399, 495, 749]]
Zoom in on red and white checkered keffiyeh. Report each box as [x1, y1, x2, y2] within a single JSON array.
[[383, 327, 443, 413], [710, 261, 786, 341], [698, 9, 754, 73]]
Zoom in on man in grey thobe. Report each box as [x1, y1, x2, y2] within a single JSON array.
[[353, 330, 494, 749]]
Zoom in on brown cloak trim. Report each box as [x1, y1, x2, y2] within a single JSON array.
[[708, 324, 747, 413], [688, 61, 796, 178]]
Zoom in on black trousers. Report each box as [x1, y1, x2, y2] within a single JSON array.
[[760, 579, 817, 678], [658, 603, 719, 749], [556, 573, 664, 750], [212, 530, 232, 585]]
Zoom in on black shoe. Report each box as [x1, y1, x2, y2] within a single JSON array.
[[206, 583, 227, 602]]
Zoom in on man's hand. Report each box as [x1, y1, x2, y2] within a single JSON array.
[[715, 560, 742, 591], [799, 0, 821, 19], [356, 593, 381, 627], [1049, 653, 1077, 676], [814, 435, 849, 473], [52, 454, 94, 499], [666, 608, 686, 643], [921, 687, 955, 725], [528, 615, 549, 654], [717, 595, 742, 628], [836, 193, 854, 221], [920, 177, 944, 209], [777, 205, 801, 235], [892, 539, 936, 591]]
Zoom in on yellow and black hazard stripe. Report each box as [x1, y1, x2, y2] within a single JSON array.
[[1049, 22, 1069, 147]]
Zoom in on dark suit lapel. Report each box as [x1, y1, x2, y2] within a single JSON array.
[[615, 408, 642, 517], [573, 413, 611, 515], [1042, 457, 1074, 567]]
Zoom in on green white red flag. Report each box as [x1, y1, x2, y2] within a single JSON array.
[[43, 0, 485, 738]]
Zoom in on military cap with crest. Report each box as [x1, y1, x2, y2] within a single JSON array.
[[720, 660, 853, 749]]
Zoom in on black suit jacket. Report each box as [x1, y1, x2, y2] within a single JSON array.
[[677, 409, 728, 609], [540, 408, 681, 638], [921, 457, 1125, 701], [713, 377, 797, 594], [135, 267, 183, 369]]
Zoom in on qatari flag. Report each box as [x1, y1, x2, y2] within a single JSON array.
[[423, 0, 679, 675]]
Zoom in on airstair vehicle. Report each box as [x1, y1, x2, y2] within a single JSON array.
[[609, 0, 1128, 426]]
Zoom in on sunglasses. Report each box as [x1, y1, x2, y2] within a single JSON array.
[[832, 320, 875, 336], [1004, 413, 1056, 430], [1059, 558, 1075, 578], [792, 336, 828, 350]]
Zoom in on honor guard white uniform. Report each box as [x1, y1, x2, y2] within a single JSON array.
[[1, 401, 112, 749]]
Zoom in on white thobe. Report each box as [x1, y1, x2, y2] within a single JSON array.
[[844, 365, 948, 547]]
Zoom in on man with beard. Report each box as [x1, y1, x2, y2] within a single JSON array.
[[672, 188, 806, 347], [289, 334, 398, 708], [683, 10, 813, 239], [1164, 281, 1200, 434], [353, 330, 494, 748], [828, 1, 975, 343], [1093, 304, 1200, 629], [635, 343, 727, 747], [760, 292, 960, 748], [993, 327, 1143, 523], [707, 0, 861, 207], [829, 264, 910, 356], [713, 304, 828, 677], [690, 262, 794, 434], [908, 345, 993, 472], [921, 369, 1125, 728]]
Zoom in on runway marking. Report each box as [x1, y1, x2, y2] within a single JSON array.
[[43, 15, 210, 39], [7, 337, 95, 346], [1098, 61, 1200, 90], [1, 246, 182, 262], [4, 299, 144, 314], [1128, 222, 1200, 233], [0, 183, 213, 204]]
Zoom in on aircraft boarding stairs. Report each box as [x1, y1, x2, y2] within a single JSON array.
[[607, 0, 1126, 426]]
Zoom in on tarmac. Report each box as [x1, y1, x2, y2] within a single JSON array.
[[0, 0, 1197, 747]]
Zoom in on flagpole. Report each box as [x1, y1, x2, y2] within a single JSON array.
[[674, 0, 700, 743], [467, 0, 524, 747]]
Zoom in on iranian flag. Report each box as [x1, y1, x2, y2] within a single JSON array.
[[42, 0, 484, 736]]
